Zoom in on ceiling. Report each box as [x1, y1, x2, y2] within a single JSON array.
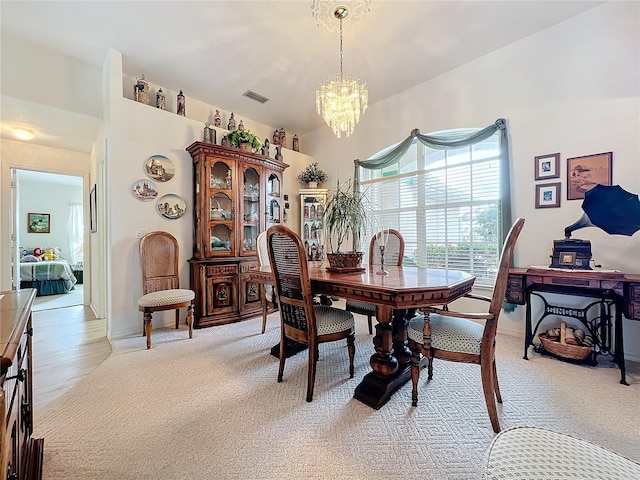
[[1, 1, 603, 152]]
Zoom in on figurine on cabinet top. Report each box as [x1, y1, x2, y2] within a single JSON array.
[[213, 110, 221, 127], [292, 134, 299, 152], [261, 138, 270, 156], [177, 89, 186, 116], [272, 129, 280, 146], [221, 133, 230, 146], [156, 88, 166, 110], [238, 120, 245, 131], [203, 123, 215, 143], [278, 128, 286, 149], [134, 74, 149, 104], [275, 146, 283, 161], [227, 112, 236, 131]]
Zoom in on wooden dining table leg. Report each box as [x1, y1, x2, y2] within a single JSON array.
[[354, 305, 417, 409]]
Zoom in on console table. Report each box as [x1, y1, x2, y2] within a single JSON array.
[[506, 267, 640, 385], [0, 289, 43, 480]]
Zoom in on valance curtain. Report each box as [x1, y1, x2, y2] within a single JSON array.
[[353, 118, 512, 242]]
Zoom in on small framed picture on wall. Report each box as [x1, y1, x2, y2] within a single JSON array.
[[534, 153, 560, 180], [27, 213, 50, 233], [535, 182, 561, 208]]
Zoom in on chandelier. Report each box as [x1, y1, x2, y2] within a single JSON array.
[[314, 4, 369, 138]]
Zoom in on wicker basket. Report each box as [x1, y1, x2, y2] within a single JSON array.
[[538, 321, 593, 361]]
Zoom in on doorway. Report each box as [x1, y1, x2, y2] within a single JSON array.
[[14, 169, 85, 310]]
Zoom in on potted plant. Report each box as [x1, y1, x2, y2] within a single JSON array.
[[227, 129, 262, 153], [297, 162, 328, 188], [323, 178, 369, 270]]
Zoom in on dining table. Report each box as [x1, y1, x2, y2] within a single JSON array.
[[250, 262, 476, 409]]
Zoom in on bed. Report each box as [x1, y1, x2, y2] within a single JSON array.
[[20, 257, 78, 296]]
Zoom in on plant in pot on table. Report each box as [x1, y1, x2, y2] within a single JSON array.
[[227, 129, 262, 153], [323, 178, 369, 271], [297, 162, 328, 189]]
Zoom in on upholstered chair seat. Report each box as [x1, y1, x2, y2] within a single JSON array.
[[482, 426, 640, 479], [313, 305, 355, 335], [408, 314, 484, 355], [138, 289, 195, 309]]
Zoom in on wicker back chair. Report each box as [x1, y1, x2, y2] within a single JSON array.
[[407, 218, 525, 433], [138, 231, 194, 349], [267, 225, 356, 402], [256, 230, 276, 334], [346, 229, 405, 334]]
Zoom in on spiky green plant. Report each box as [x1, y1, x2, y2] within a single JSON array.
[[323, 178, 368, 253]]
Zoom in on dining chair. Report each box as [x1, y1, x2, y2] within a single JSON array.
[[346, 229, 405, 334], [267, 225, 356, 402], [138, 231, 195, 349], [256, 230, 276, 334], [407, 217, 525, 433]]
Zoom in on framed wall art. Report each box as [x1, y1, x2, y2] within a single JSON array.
[[535, 182, 561, 209], [534, 153, 560, 180], [90, 184, 98, 233], [567, 152, 612, 200], [27, 213, 50, 233]]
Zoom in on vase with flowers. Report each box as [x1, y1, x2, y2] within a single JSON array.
[[297, 162, 328, 188]]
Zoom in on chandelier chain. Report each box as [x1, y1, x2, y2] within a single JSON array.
[[339, 16, 344, 80]]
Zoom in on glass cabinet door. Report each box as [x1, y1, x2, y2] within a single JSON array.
[[265, 171, 282, 228], [241, 164, 261, 255], [208, 160, 235, 256], [300, 190, 327, 262]]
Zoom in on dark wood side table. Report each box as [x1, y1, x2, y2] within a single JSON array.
[[506, 267, 640, 385], [0, 289, 43, 480]]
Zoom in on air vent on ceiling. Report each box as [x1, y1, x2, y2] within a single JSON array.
[[243, 90, 269, 104]]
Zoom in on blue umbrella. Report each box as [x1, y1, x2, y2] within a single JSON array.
[[565, 184, 640, 238]]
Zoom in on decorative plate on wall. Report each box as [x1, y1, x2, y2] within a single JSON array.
[[131, 178, 158, 201], [145, 154, 175, 182], [157, 194, 186, 219]]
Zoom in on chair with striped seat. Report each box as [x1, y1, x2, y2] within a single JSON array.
[[346, 229, 404, 334], [138, 231, 194, 349], [407, 218, 525, 433], [267, 225, 355, 402]]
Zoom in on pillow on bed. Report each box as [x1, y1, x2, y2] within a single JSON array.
[[21, 255, 40, 263]]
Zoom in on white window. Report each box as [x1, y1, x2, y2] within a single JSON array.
[[361, 130, 502, 287]]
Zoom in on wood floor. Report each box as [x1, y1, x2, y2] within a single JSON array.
[[32, 305, 110, 412]]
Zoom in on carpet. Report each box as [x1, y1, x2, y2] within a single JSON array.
[[34, 312, 640, 479]]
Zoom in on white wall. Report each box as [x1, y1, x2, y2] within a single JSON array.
[[305, 1, 640, 359], [18, 179, 82, 260]]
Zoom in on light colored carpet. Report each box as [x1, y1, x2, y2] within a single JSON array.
[[32, 285, 83, 311], [34, 312, 640, 479]]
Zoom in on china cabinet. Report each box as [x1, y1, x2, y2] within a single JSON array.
[[187, 142, 287, 327], [299, 189, 328, 262]]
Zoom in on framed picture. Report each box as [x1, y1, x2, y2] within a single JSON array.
[[535, 182, 561, 208], [534, 153, 560, 180], [27, 213, 50, 233], [90, 184, 97, 233], [567, 152, 612, 200]]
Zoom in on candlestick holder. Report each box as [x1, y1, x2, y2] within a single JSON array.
[[376, 245, 388, 275]]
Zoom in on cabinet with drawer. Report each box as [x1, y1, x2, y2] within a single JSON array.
[[0, 289, 42, 480]]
